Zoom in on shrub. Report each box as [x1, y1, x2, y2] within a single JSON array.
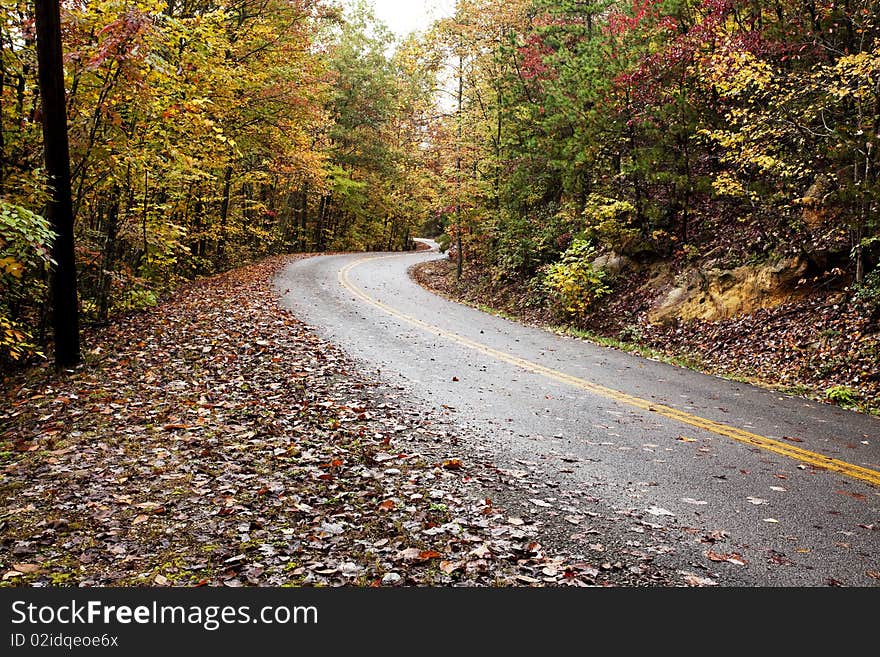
[[853, 267, 880, 319], [542, 239, 611, 315], [0, 201, 55, 362], [582, 195, 646, 256], [436, 233, 451, 253], [493, 205, 580, 280], [825, 385, 858, 407]]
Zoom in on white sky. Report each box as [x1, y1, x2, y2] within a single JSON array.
[[370, 0, 456, 37]]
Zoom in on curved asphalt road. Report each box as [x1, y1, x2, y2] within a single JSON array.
[[276, 244, 880, 586]]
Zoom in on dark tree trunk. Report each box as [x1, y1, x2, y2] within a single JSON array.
[[217, 165, 232, 258], [97, 192, 120, 322], [456, 54, 464, 280], [298, 185, 309, 251], [386, 218, 395, 252], [35, 0, 80, 368]]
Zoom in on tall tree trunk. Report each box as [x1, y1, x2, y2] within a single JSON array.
[[35, 0, 80, 368], [386, 218, 395, 252], [141, 169, 149, 266], [97, 192, 120, 323], [217, 165, 232, 258], [0, 35, 5, 195], [298, 184, 309, 251], [456, 53, 464, 280]]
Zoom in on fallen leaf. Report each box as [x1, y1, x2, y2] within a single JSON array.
[[470, 544, 491, 558], [700, 530, 729, 544], [529, 498, 551, 508], [681, 497, 707, 505], [706, 550, 747, 566], [440, 560, 463, 575], [441, 459, 463, 470], [13, 563, 40, 574], [835, 490, 867, 501], [377, 500, 396, 511], [396, 547, 422, 561], [645, 506, 674, 517], [676, 435, 697, 443], [680, 571, 717, 587], [746, 497, 768, 505]]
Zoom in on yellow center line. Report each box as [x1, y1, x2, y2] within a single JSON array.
[[339, 254, 880, 488]]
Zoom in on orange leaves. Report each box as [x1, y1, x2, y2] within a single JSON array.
[[706, 551, 748, 566]]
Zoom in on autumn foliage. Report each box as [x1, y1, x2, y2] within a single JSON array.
[[1, 0, 435, 364], [2, 0, 879, 364], [421, 0, 880, 314]]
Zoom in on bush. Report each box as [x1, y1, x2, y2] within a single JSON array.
[[436, 233, 451, 253], [825, 385, 858, 407], [582, 195, 648, 256], [542, 239, 611, 315], [493, 205, 579, 280], [0, 201, 55, 362], [853, 267, 880, 319]]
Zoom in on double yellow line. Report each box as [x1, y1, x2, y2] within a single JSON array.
[[339, 255, 880, 488]]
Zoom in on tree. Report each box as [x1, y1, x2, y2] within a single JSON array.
[[34, 0, 80, 368]]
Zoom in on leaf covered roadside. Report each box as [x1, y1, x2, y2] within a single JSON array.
[[412, 259, 880, 413], [1, 256, 671, 587]]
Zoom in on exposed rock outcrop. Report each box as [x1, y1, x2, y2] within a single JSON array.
[[649, 256, 810, 324]]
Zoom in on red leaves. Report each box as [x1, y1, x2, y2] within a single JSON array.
[[706, 550, 747, 566], [835, 490, 867, 501]]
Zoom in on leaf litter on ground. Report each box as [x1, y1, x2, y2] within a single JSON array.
[[1, 256, 674, 587]]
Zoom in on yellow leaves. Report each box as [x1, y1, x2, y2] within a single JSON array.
[[0, 315, 39, 361], [702, 49, 774, 98], [828, 48, 880, 100], [0, 256, 24, 278], [711, 172, 748, 199], [752, 154, 781, 174]]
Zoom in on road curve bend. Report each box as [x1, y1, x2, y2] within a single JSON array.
[[276, 246, 880, 586]]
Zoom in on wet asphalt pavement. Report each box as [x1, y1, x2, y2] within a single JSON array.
[[275, 245, 880, 586]]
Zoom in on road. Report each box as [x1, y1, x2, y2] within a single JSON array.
[[275, 244, 880, 586]]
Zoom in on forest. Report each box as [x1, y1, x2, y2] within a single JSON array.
[[2, 0, 880, 594], [1, 0, 879, 377]]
